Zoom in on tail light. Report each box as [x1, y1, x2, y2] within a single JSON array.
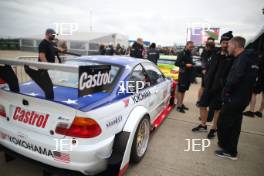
[[170, 70, 179, 74], [0, 105, 6, 118], [55, 116, 102, 138]]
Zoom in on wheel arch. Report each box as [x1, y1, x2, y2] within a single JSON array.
[[111, 105, 150, 175]]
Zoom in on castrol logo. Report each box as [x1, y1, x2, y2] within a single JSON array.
[[79, 71, 112, 91], [13, 107, 49, 128]]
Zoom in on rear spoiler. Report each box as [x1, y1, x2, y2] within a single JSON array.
[[0, 59, 78, 72], [0, 59, 112, 99]]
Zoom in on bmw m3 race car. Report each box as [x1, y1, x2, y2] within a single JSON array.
[[0, 56, 176, 176]]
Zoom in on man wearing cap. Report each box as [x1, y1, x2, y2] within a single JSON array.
[[192, 31, 234, 139], [25, 29, 66, 100], [38, 28, 65, 63]]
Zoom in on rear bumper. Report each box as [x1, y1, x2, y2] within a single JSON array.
[[0, 124, 115, 175], [0, 144, 86, 176]]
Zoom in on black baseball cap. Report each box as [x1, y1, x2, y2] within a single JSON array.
[[45, 28, 57, 35], [220, 31, 233, 43]]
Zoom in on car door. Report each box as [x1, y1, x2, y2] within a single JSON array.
[[141, 62, 170, 120], [128, 64, 158, 120]]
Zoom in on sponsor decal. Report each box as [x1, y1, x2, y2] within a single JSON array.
[[122, 98, 129, 107], [13, 107, 49, 128], [58, 116, 70, 121], [131, 90, 151, 103], [7, 133, 70, 163], [53, 151, 70, 163], [106, 115, 123, 128], [8, 136, 53, 157], [8, 135, 71, 163], [78, 65, 112, 96]]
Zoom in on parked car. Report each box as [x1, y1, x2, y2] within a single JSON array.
[[157, 54, 179, 81]]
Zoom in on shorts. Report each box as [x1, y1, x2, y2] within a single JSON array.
[[178, 72, 191, 93], [199, 90, 222, 110]]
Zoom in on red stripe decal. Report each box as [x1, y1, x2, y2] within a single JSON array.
[[152, 104, 173, 128], [118, 163, 129, 176]]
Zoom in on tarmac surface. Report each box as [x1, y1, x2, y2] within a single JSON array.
[[0, 50, 264, 176]]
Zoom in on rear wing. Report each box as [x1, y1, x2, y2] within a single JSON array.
[[0, 59, 112, 99]]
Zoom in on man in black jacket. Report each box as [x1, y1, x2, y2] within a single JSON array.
[[175, 41, 194, 113], [197, 37, 217, 103], [130, 38, 144, 58], [215, 36, 258, 160], [147, 43, 160, 64], [192, 32, 233, 139]]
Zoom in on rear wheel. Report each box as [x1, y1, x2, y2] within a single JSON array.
[[130, 116, 150, 163]]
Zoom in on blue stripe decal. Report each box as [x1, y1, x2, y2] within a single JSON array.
[[19, 81, 110, 110]]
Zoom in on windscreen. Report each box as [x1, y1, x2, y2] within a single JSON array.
[[48, 60, 121, 92]]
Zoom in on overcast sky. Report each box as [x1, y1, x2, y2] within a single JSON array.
[[0, 0, 263, 45]]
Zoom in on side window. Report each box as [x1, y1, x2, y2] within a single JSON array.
[[128, 64, 150, 92], [142, 62, 165, 85]]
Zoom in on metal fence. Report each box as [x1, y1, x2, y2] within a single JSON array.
[[0, 39, 20, 50]]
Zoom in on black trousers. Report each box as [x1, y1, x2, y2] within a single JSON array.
[[217, 101, 246, 155]]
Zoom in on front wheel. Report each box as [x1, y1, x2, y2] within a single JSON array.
[[130, 116, 150, 163]]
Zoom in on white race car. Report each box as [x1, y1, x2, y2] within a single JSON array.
[[0, 56, 176, 176]]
